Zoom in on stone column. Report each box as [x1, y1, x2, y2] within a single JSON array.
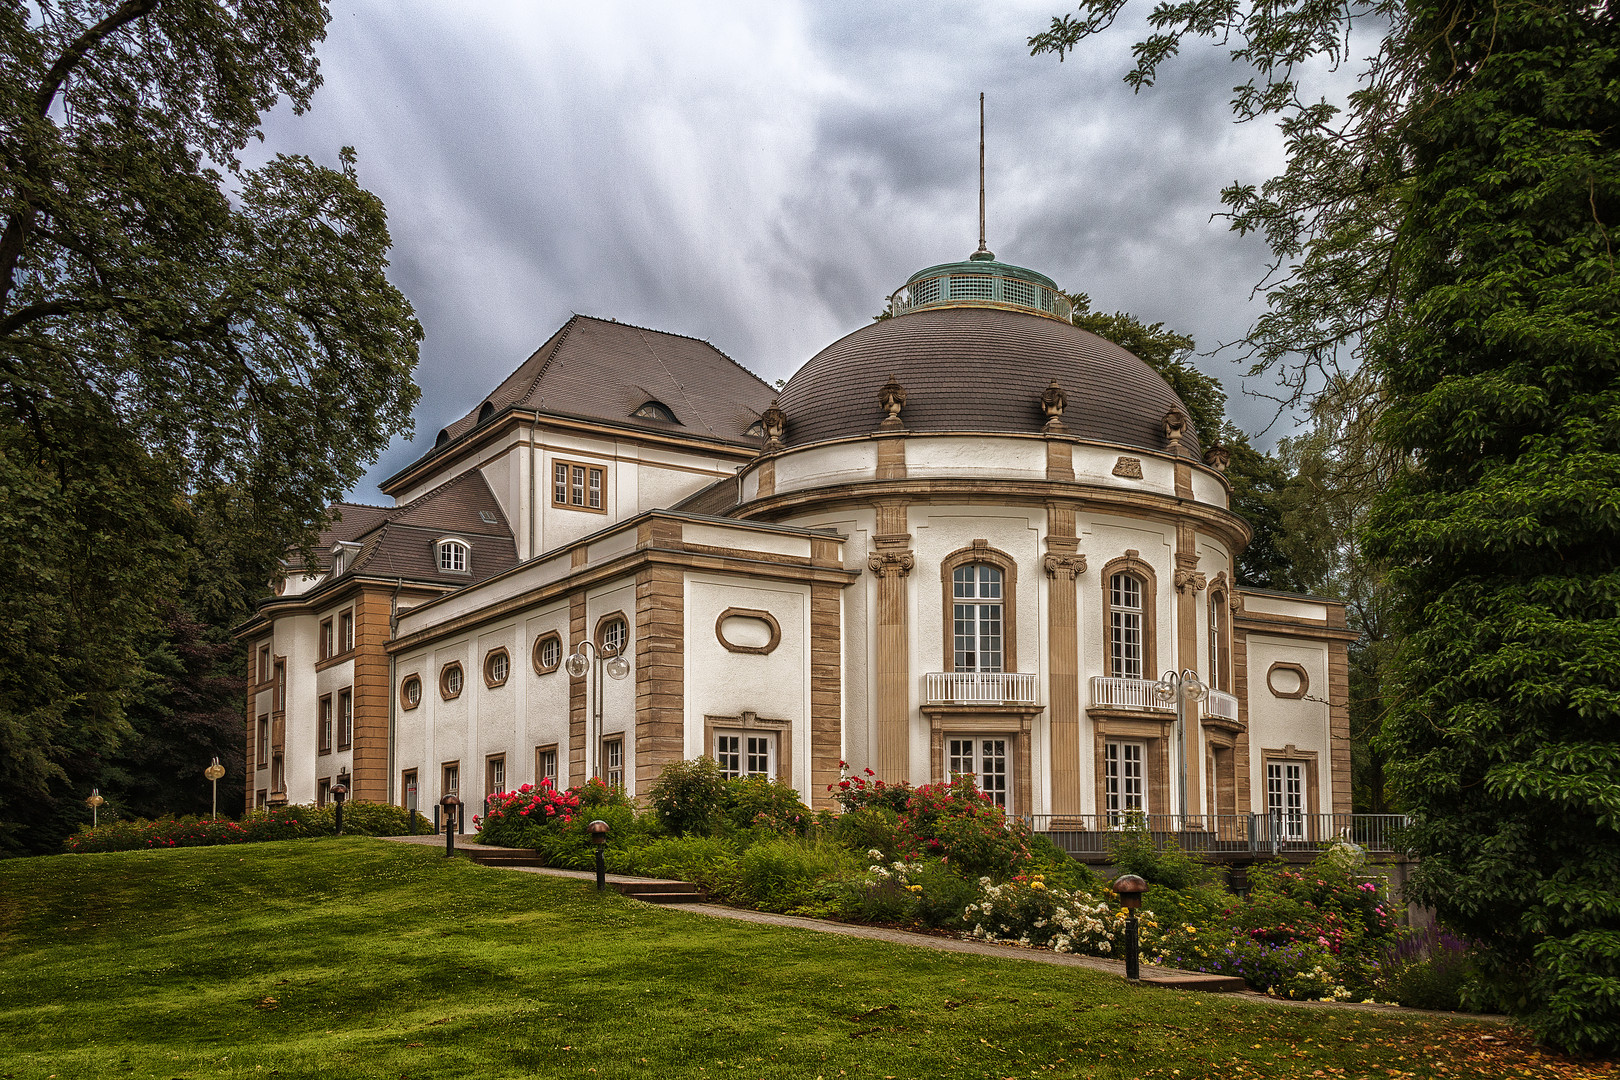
[[1044, 503, 1087, 817], [1173, 522, 1207, 816], [868, 500, 913, 784]]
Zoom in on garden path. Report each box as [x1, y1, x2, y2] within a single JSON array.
[[382, 834, 1500, 1020]]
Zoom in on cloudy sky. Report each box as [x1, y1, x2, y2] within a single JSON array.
[[257, 1, 1300, 501]]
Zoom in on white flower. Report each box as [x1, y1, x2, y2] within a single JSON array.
[[867, 848, 883, 860], [1099, 941, 1111, 953]]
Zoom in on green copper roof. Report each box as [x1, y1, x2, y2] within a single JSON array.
[[890, 251, 1070, 321]]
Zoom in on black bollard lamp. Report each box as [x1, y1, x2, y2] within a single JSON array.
[[331, 781, 348, 835], [440, 794, 461, 857], [1113, 874, 1148, 982], [587, 819, 610, 890]]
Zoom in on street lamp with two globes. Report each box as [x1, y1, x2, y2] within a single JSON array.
[[564, 640, 630, 781], [1153, 669, 1207, 824]]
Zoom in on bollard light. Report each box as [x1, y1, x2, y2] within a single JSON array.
[[587, 819, 610, 891], [1113, 874, 1149, 982], [440, 794, 461, 858], [331, 780, 349, 836], [204, 757, 225, 820]]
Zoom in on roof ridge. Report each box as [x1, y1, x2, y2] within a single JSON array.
[[570, 312, 776, 397], [521, 313, 580, 412], [385, 468, 484, 524]]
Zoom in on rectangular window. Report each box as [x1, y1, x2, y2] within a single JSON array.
[[339, 610, 354, 654], [603, 738, 624, 788], [257, 715, 270, 767], [271, 754, 284, 794], [337, 689, 353, 750], [1105, 741, 1145, 823], [274, 659, 286, 713], [947, 737, 1009, 810], [951, 564, 1004, 673], [317, 778, 330, 808], [552, 459, 607, 512], [715, 734, 741, 779], [1109, 574, 1144, 679], [319, 695, 333, 753], [259, 645, 271, 684], [487, 754, 507, 798], [714, 731, 775, 780], [320, 619, 334, 661], [402, 769, 419, 813], [443, 762, 460, 796], [536, 745, 559, 789], [1267, 762, 1305, 839], [256, 789, 268, 809]]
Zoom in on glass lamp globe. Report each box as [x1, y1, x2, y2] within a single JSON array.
[[1153, 680, 1175, 703], [604, 654, 630, 681], [1184, 675, 1208, 703], [564, 652, 590, 679]]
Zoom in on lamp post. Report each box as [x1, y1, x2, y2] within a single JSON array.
[[440, 794, 460, 857], [331, 780, 348, 835], [203, 757, 225, 819], [1114, 873, 1149, 982], [564, 641, 630, 781], [587, 819, 611, 890], [1153, 668, 1207, 826], [86, 788, 104, 829]]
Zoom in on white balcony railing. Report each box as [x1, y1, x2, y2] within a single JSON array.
[[1204, 688, 1240, 722], [923, 671, 1039, 706], [1088, 676, 1173, 712]]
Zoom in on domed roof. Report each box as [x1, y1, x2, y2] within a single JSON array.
[[775, 305, 1201, 456]]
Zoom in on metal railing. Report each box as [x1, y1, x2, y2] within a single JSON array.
[[1204, 689, 1240, 722], [1021, 813, 1412, 857], [1089, 676, 1172, 712], [888, 272, 1073, 320], [923, 671, 1039, 706]]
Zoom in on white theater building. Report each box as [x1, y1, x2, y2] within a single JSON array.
[[239, 249, 1352, 832]]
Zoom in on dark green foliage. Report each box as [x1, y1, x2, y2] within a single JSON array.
[[720, 774, 813, 835], [0, 2, 421, 854], [1036, 0, 1620, 1048], [649, 755, 727, 836], [831, 805, 901, 860], [65, 801, 430, 852], [1364, 1, 1620, 1048], [1106, 821, 1213, 891]]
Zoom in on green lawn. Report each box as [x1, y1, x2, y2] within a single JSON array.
[[0, 839, 1590, 1080]]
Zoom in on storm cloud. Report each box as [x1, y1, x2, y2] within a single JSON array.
[[255, 1, 1303, 499]]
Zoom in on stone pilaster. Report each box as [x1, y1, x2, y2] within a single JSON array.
[[1044, 502, 1086, 816], [869, 500, 913, 784]]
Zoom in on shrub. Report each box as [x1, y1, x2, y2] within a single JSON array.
[[965, 872, 1126, 955], [474, 780, 583, 848], [833, 806, 901, 861], [621, 835, 740, 895], [721, 775, 812, 835], [895, 775, 1033, 880], [730, 835, 859, 914], [909, 859, 980, 929], [649, 757, 726, 836], [826, 761, 913, 814], [1106, 821, 1212, 890], [1375, 926, 1478, 1011], [65, 802, 431, 853]]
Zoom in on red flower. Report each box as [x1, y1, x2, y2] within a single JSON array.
[[864, 768, 874, 776]]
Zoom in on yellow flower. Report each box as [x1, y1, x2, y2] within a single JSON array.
[[1030, 881, 1047, 891], [905, 884, 922, 893]]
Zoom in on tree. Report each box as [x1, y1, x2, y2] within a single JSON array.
[[1069, 292, 1308, 591], [0, 2, 422, 854], [1034, 0, 1620, 1051]]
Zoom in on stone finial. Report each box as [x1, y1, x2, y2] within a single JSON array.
[[878, 374, 906, 429], [760, 400, 787, 451], [1163, 408, 1188, 452], [1204, 443, 1231, 472], [1040, 380, 1067, 432]]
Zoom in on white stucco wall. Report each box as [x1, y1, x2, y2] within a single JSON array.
[[1244, 634, 1333, 815]]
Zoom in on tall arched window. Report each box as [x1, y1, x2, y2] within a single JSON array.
[[952, 564, 1003, 672], [1109, 572, 1145, 679], [1208, 590, 1225, 691]]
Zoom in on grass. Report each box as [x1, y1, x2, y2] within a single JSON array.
[[0, 839, 1601, 1080]]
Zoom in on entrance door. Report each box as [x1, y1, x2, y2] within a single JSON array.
[[1105, 741, 1146, 825], [1266, 761, 1305, 839], [947, 737, 1009, 811]]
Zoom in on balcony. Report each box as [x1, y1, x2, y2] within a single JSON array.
[[1204, 688, 1240, 722], [923, 671, 1039, 707], [1023, 813, 1412, 860], [1088, 676, 1172, 712]]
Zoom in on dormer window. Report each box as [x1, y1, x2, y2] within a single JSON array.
[[632, 400, 678, 423], [329, 541, 361, 578], [745, 420, 766, 438], [477, 401, 496, 425], [436, 538, 470, 573]]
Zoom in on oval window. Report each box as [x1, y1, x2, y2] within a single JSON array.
[[715, 608, 781, 655], [1266, 663, 1308, 699], [401, 675, 422, 709]]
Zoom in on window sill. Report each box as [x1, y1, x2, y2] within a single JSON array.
[[315, 650, 357, 673]]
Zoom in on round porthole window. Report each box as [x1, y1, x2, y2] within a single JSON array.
[[533, 634, 563, 674], [401, 675, 422, 709], [485, 649, 510, 687], [441, 663, 464, 700]]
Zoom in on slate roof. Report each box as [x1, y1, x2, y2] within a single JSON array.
[[321, 471, 519, 587], [434, 315, 776, 449], [774, 306, 1202, 456]]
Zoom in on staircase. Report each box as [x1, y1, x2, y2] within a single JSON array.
[[461, 845, 704, 903]]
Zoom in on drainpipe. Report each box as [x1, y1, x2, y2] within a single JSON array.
[[387, 579, 402, 805]]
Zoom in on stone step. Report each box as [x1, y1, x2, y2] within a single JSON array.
[[611, 881, 704, 903], [619, 888, 705, 904], [1139, 971, 1246, 992]]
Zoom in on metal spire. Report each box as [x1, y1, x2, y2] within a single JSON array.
[[973, 92, 994, 261]]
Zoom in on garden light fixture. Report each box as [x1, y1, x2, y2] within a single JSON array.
[[440, 793, 461, 857], [203, 757, 225, 819], [86, 788, 104, 828], [588, 819, 610, 890], [1113, 873, 1148, 981], [331, 778, 349, 835]]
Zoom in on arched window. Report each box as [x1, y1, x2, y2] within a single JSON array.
[[437, 538, 469, 573], [952, 564, 1004, 673], [632, 400, 678, 423], [1208, 589, 1230, 692], [1109, 572, 1145, 679]]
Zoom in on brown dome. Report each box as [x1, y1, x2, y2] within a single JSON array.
[[776, 306, 1201, 456]]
